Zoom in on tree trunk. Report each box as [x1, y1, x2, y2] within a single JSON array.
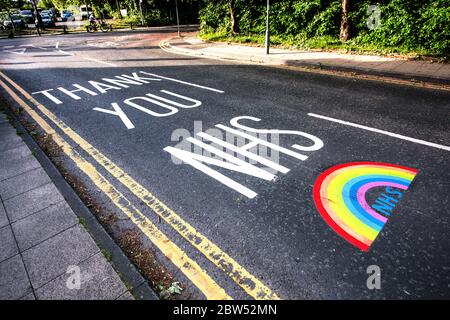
[[228, 1, 239, 34], [339, 0, 350, 41]]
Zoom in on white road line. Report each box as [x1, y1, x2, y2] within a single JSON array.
[[19, 44, 47, 50], [308, 112, 450, 152], [83, 57, 117, 67], [57, 49, 73, 56], [54, 43, 115, 66], [3, 48, 26, 55], [140, 71, 224, 93]]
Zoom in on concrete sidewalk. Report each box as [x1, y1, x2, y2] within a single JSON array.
[[0, 111, 132, 300], [164, 37, 450, 84]]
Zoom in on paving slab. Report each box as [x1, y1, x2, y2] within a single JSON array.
[[0, 154, 41, 182], [0, 144, 31, 163], [12, 201, 78, 251], [0, 203, 8, 228], [4, 183, 64, 223], [0, 255, 33, 300], [0, 225, 19, 263], [0, 111, 139, 300], [0, 123, 22, 153], [36, 252, 127, 300], [22, 225, 99, 289], [20, 292, 36, 300], [0, 167, 51, 200]]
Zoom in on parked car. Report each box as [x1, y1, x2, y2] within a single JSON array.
[[61, 10, 74, 22], [3, 14, 26, 29], [79, 5, 92, 20], [40, 10, 55, 22], [20, 10, 34, 23], [36, 13, 55, 28]]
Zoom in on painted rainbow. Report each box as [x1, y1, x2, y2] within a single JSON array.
[[313, 162, 418, 251]]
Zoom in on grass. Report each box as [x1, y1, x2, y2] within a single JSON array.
[[110, 20, 133, 29], [101, 249, 113, 262], [78, 217, 87, 228], [199, 32, 447, 61]]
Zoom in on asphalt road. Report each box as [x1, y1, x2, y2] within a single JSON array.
[[1, 27, 449, 300]]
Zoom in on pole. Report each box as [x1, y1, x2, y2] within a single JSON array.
[[175, 0, 180, 37], [31, 0, 41, 36], [139, 0, 144, 26], [265, 0, 270, 55], [8, 11, 16, 33]]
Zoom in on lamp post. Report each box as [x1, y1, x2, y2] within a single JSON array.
[[265, 0, 270, 55], [175, 0, 180, 37], [139, 0, 144, 26]]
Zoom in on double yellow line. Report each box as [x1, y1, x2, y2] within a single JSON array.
[[0, 71, 279, 300]]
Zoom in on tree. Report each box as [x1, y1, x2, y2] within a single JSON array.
[[228, 0, 239, 34], [0, 0, 13, 11], [339, 0, 350, 40]]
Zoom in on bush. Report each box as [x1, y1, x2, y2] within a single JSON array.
[[199, 1, 230, 34], [418, 0, 450, 55], [199, 0, 450, 57]]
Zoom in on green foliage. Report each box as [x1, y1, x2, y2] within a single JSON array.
[[199, 0, 450, 57], [417, 0, 449, 55], [199, 1, 229, 33], [0, 0, 13, 12], [158, 281, 183, 299]]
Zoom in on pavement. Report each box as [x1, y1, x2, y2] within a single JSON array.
[[0, 111, 133, 300], [163, 36, 450, 85], [0, 27, 449, 300]]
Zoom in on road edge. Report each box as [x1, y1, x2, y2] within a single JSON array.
[[3, 106, 159, 301]]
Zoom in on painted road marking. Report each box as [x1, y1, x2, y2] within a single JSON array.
[[165, 116, 324, 199], [140, 72, 224, 94], [31, 71, 213, 107], [87, 41, 121, 48], [0, 71, 280, 300], [55, 41, 117, 63], [83, 57, 118, 67], [3, 48, 26, 55], [308, 113, 450, 152], [57, 49, 74, 56], [312, 162, 418, 251], [0, 75, 231, 300], [19, 44, 48, 50]]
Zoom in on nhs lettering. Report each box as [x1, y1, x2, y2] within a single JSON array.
[[165, 116, 324, 199], [372, 187, 405, 216]]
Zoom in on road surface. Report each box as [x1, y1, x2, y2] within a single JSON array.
[[0, 26, 449, 299]]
